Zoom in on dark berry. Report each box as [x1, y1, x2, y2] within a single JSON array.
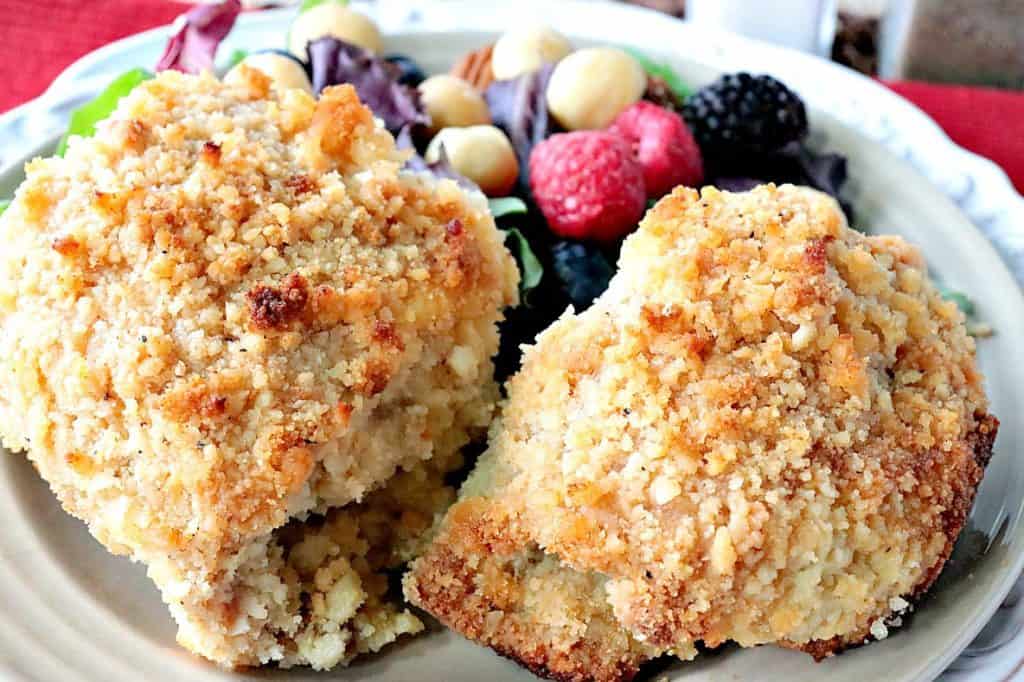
[[551, 241, 614, 310], [384, 54, 426, 87], [683, 73, 808, 166]]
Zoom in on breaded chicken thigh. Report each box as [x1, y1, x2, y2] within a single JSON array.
[[0, 68, 518, 669], [407, 184, 996, 681]]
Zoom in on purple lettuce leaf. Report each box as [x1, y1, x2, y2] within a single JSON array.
[[307, 38, 429, 134], [793, 147, 848, 202], [156, 0, 242, 74], [708, 142, 852, 220], [785, 144, 852, 219], [395, 126, 478, 191], [709, 176, 763, 193], [485, 64, 557, 188]]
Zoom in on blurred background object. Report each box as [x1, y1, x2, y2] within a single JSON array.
[[621, 0, 685, 16], [664, 0, 1023, 90], [880, 0, 1024, 89], [687, 0, 837, 56], [832, 8, 879, 75]]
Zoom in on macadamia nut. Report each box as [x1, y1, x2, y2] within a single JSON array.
[[491, 24, 573, 80], [288, 3, 383, 57], [546, 47, 646, 130], [425, 125, 519, 197], [418, 75, 492, 134], [224, 52, 313, 94]]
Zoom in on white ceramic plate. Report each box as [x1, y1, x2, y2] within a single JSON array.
[[1, 3, 1023, 681]]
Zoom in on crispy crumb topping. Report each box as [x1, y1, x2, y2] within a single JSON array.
[[409, 184, 995, 677], [0, 69, 517, 668], [247, 272, 311, 330]]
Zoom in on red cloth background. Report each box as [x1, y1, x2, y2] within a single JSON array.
[[884, 80, 1024, 194], [0, 0, 1022, 194], [0, 0, 183, 109]]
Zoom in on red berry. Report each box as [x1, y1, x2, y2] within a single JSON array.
[[608, 101, 703, 198], [528, 131, 646, 242]]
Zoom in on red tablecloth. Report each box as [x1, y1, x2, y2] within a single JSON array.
[[1, 0, 1023, 194], [884, 80, 1024, 195]]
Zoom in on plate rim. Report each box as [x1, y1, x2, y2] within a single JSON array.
[[0, 3, 1022, 681]]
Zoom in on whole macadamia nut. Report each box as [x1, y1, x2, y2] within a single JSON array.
[[418, 75, 492, 134], [491, 24, 573, 80], [288, 3, 383, 57], [425, 125, 519, 197], [224, 52, 313, 94], [546, 47, 646, 131]]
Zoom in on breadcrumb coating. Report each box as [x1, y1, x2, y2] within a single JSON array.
[[408, 184, 995, 680], [0, 68, 517, 668], [405, 452, 669, 682]]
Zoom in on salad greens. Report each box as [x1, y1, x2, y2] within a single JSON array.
[[710, 143, 851, 221], [155, 0, 241, 74], [0, 200, 9, 216], [308, 38, 428, 134], [485, 64, 556, 190], [505, 228, 544, 302], [226, 48, 249, 68], [300, 0, 348, 11], [623, 47, 691, 100], [938, 286, 991, 337], [489, 199, 541, 302], [940, 287, 976, 317], [487, 197, 528, 219], [56, 68, 152, 157]]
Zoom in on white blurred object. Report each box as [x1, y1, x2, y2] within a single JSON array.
[[838, 0, 888, 14], [687, 0, 838, 56]]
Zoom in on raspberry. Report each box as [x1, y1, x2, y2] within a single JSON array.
[[608, 101, 703, 198], [529, 131, 646, 241]]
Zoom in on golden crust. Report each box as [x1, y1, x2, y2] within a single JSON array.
[[410, 184, 995, 678], [405, 496, 663, 682], [792, 410, 997, 659], [0, 70, 517, 667]]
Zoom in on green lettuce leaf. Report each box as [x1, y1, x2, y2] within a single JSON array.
[[227, 48, 249, 68], [0, 200, 10, 216], [623, 47, 691, 101], [504, 227, 543, 303], [939, 286, 993, 337], [939, 286, 976, 317], [488, 197, 528, 219], [56, 68, 152, 157], [300, 0, 348, 12]]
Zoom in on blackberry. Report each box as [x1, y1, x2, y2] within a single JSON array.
[[551, 241, 614, 310], [683, 73, 808, 164], [384, 54, 426, 87]]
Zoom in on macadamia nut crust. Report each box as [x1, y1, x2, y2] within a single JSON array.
[[0, 69, 518, 669], [407, 184, 996, 681]]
